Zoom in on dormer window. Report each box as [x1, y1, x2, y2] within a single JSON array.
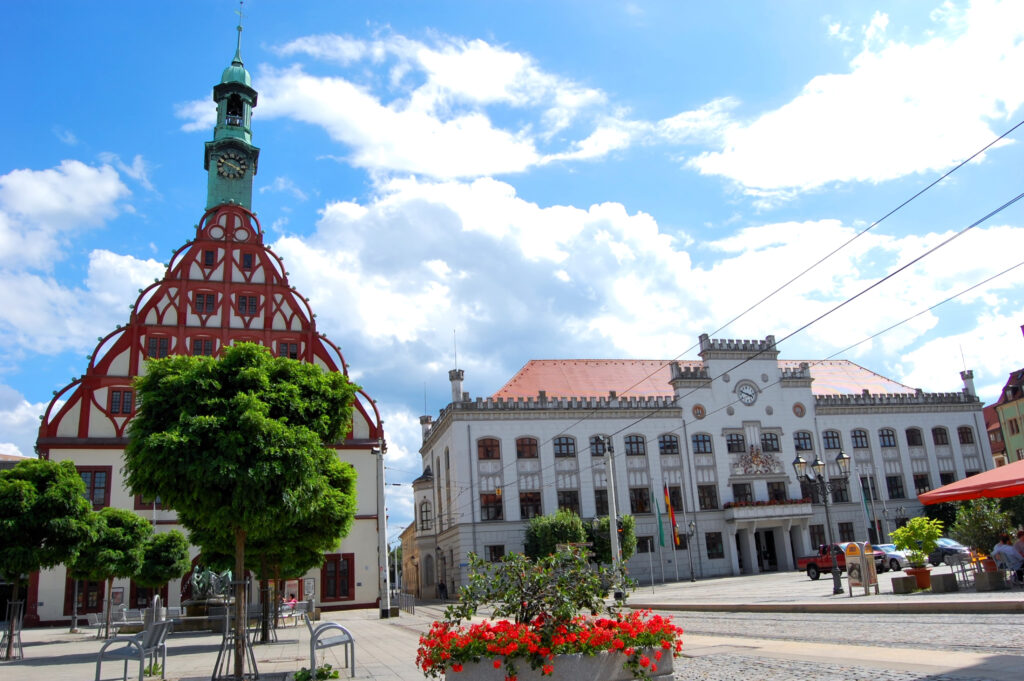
[[226, 94, 244, 127], [241, 253, 254, 270]]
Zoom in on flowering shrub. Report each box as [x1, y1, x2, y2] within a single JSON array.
[[415, 548, 682, 680]]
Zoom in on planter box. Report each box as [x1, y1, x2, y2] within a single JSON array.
[[891, 575, 916, 594], [930, 573, 958, 593], [975, 571, 1008, 592], [455, 649, 673, 681]]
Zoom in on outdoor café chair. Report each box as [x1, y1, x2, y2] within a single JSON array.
[[94, 618, 172, 681], [304, 613, 355, 677]]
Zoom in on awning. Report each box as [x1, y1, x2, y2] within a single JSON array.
[[918, 458, 1024, 505]]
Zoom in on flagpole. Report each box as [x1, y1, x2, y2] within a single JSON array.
[[653, 489, 667, 585]]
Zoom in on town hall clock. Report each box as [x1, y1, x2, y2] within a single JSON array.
[[217, 150, 248, 179]]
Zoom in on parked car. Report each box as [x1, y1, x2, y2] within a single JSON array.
[[875, 543, 910, 572], [928, 537, 972, 566], [796, 542, 888, 580]]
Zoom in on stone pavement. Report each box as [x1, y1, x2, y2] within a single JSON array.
[[1, 569, 1021, 680]]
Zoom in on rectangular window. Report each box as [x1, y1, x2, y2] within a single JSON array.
[[477, 438, 500, 460], [109, 389, 134, 415], [277, 342, 299, 359], [879, 429, 897, 448], [321, 553, 354, 601], [237, 295, 260, 316], [658, 434, 680, 456], [64, 577, 105, 616], [732, 483, 752, 504], [78, 466, 111, 509], [419, 502, 433, 531], [553, 436, 577, 458], [697, 484, 719, 510], [691, 433, 713, 454], [594, 489, 608, 517], [1009, 419, 1021, 435], [906, 428, 923, 446], [674, 533, 689, 550], [725, 433, 745, 453], [557, 490, 580, 515], [793, 432, 813, 451], [913, 473, 931, 496], [480, 493, 503, 521], [194, 293, 216, 314], [767, 481, 788, 501], [851, 430, 869, 448], [760, 433, 780, 452], [486, 545, 505, 563], [809, 524, 826, 550], [800, 479, 821, 504], [860, 476, 878, 501], [133, 494, 163, 510], [939, 472, 955, 486], [667, 485, 683, 512], [636, 536, 655, 554], [519, 492, 542, 519], [830, 478, 850, 503], [932, 427, 949, 446], [624, 435, 646, 456], [192, 339, 214, 356], [705, 532, 724, 560], [838, 522, 855, 542], [203, 249, 215, 267], [886, 475, 906, 499], [822, 431, 841, 450], [241, 253, 254, 270], [958, 427, 975, 445], [629, 487, 651, 514], [147, 337, 169, 358], [516, 438, 538, 459], [589, 436, 607, 457]]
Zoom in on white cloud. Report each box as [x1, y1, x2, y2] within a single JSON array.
[[98, 153, 156, 192], [260, 176, 309, 201], [688, 0, 1024, 197], [0, 384, 50, 457]]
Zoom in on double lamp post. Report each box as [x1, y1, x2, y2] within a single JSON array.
[[792, 449, 851, 595]]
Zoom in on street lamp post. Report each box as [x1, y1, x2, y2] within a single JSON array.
[[793, 450, 851, 595], [685, 520, 696, 582]]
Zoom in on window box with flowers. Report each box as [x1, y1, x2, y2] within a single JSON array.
[[416, 548, 682, 681], [723, 497, 813, 522]]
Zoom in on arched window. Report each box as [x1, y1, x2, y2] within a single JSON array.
[[932, 427, 949, 446], [793, 431, 813, 451], [624, 435, 646, 456], [692, 433, 713, 454], [851, 429, 869, 449], [477, 438, 500, 460], [822, 430, 841, 450], [957, 426, 975, 445], [516, 437, 538, 458], [589, 435, 607, 456], [553, 436, 577, 457], [726, 433, 745, 453], [226, 94, 244, 126], [658, 434, 680, 456], [878, 428, 897, 448], [419, 501, 432, 531], [905, 428, 923, 447]]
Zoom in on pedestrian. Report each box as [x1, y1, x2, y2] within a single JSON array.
[[438, 580, 448, 601], [1012, 529, 1024, 559], [991, 534, 1023, 583]]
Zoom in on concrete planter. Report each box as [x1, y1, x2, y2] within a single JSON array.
[[453, 649, 673, 681], [904, 567, 931, 590]]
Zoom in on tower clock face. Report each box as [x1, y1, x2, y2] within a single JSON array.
[[737, 383, 757, 405], [216, 151, 247, 179]]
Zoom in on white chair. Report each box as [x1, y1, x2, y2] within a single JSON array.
[[94, 619, 172, 681], [304, 614, 355, 677]]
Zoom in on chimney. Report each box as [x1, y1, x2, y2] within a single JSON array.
[[419, 415, 433, 442], [449, 369, 465, 403], [960, 369, 976, 397]]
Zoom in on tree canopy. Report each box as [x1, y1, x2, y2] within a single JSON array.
[[0, 458, 93, 657], [136, 530, 191, 589], [523, 509, 587, 559], [124, 342, 359, 679], [587, 515, 637, 565]]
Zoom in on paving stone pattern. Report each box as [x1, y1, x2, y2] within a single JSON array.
[[672, 654, 996, 681]]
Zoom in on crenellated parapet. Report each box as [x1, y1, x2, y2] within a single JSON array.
[[814, 388, 981, 414], [698, 333, 779, 360]]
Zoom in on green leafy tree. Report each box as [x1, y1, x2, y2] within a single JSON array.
[[136, 530, 191, 594], [949, 498, 1013, 555], [890, 516, 943, 567], [125, 343, 358, 679], [71, 507, 152, 638], [523, 509, 587, 558], [999, 495, 1024, 529], [0, 458, 93, 657], [586, 515, 637, 565]]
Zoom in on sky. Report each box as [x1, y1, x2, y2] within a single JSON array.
[[2, 0, 1024, 543]]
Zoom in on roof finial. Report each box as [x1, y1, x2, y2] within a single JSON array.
[[233, 1, 245, 65]]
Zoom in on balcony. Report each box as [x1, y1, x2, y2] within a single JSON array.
[[723, 498, 814, 522]]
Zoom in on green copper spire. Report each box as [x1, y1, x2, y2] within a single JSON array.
[[204, 1, 260, 210]]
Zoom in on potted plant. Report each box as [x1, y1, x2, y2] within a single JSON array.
[[890, 516, 943, 589], [949, 499, 1012, 571], [416, 546, 683, 680]]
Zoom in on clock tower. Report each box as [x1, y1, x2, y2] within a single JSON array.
[[204, 18, 260, 210]]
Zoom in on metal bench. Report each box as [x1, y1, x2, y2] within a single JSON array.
[[94, 619, 172, 681], [304, 614, 355, 677]]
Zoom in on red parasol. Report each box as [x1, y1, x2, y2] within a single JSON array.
[[918, 458, 1024, 505]]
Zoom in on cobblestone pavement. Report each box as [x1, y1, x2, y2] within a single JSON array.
[[664, 611, 1024, 655], [672, 654, 996, 681]]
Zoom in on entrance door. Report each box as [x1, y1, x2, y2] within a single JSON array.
[[755, 530, 778, 572]]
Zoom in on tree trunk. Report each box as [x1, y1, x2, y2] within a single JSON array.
[[4, 580, 19, 660], [105, 577, 114, 639], [234, 527, 246, 681], [71, 579, 79, 633]]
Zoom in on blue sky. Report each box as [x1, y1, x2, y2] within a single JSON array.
[[3, 1, 1024, 540]]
